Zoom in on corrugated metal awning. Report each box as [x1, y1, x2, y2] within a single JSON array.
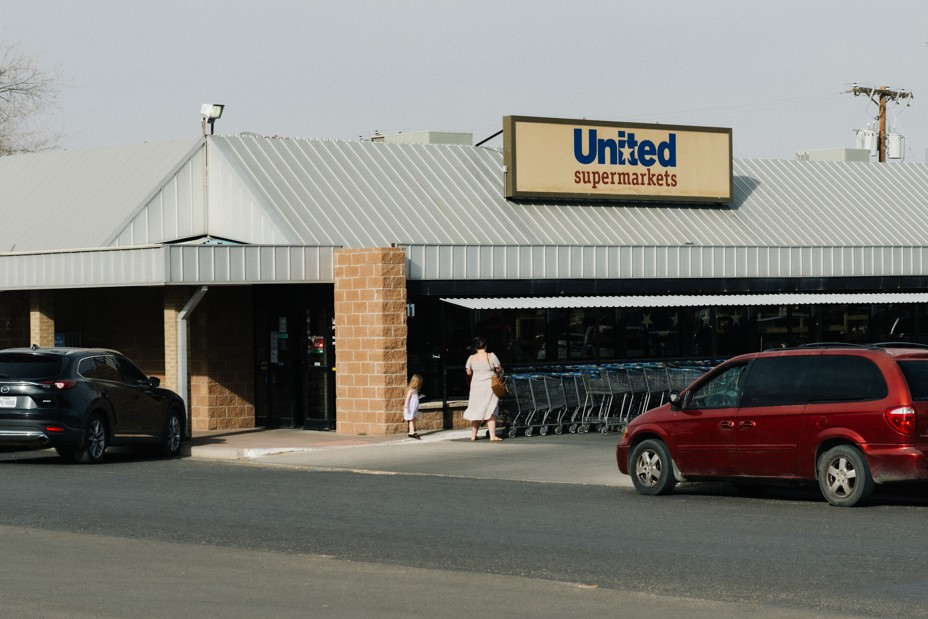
[[442, 293, 928, 310]]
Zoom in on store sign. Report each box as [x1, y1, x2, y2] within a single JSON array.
[[503, 115, 732, 202]]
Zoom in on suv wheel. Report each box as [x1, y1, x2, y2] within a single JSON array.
[[630, 439, 677, 495], [74, 414, 108, 464], [817, 445, 874, 507], [160, 411, 183, 457]]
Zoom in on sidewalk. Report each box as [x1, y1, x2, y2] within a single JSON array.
[[183, 427, 473, 461]]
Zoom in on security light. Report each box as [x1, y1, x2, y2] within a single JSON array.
[[200, 103, 225, 135]]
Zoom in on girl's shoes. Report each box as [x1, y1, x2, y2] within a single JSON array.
[[409, 433, 421, 439]]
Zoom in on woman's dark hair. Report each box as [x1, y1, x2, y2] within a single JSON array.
[[473, 337, 487, 350]]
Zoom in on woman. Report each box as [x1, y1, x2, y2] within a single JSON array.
[[463, 337, 504, 442]]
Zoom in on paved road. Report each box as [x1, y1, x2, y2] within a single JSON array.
[[2, 435, 928, 618]]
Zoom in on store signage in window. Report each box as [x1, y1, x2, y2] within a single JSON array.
[[503, 115, 732, 203]]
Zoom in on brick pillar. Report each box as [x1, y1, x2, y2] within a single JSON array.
[[29, 291, 55, 347], [162, 288, 184, 394], [334, 248, 407, 435]]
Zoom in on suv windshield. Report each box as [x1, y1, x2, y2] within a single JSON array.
[[0, 353, 65, 379], [897, 360, 928, 401]]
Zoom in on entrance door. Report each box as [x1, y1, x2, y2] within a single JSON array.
[[254, 286, 335, 429]]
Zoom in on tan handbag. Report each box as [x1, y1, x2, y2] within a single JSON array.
[[491, 371, 508, 398]]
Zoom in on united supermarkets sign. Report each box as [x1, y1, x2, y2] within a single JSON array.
[[503, 115, 732, 202]]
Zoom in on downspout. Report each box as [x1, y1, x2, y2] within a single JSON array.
[[178, 286, 208, 435]]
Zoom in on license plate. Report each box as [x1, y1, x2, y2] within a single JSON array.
[[0, 396, 16, 408]]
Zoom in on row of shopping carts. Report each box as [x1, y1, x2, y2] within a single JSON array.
[[498, 362, 712, 438]]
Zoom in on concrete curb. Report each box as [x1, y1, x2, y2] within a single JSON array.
[[183, 429, 475, 461]]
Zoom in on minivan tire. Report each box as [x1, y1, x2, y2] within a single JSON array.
[[817, 445, 874, 507], [630, 439, 677, 495]]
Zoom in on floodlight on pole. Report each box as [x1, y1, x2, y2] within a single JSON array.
[[200, 104, 225, 136]]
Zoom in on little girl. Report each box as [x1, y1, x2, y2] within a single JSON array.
[[404, 374, 423, 439]]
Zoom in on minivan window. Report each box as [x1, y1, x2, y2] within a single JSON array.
[[740, 356, 816, 407], [808, 355, 887, 403], [685, 362, 747, 409], [898, 360, 928, 401]]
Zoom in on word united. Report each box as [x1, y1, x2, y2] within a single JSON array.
[[573, 128, 678, 190]]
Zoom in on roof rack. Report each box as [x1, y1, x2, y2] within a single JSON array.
[[871, 342, 928, 350]]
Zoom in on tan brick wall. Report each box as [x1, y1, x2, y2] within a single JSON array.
[[334, 248, 407, 435], [29, 291, 55, 348], [190, 287, 255, 431]]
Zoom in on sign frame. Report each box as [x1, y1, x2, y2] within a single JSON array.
[[503, 115, 733, 203]]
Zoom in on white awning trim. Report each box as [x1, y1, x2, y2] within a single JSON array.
[[441, 293, 928, 310]]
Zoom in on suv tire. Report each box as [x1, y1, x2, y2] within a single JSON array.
[[630, 439, 677, 495], [817, 445, 874, 507], [159, 410, 183, 458], [73, 413, 108, 464]]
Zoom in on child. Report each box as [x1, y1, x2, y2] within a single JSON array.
[[404, 374, 423, 439]]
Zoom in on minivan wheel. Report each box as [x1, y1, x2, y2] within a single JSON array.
[[817, 445, 874, 507], [629, 439, 677, 495], [160, 411, 183, 457], [74, 414, 108, 464]]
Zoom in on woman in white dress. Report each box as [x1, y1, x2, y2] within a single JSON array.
[[463, 337, 504, 442]]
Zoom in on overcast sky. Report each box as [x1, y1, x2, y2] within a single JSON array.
[[6, 1, 928, 160]]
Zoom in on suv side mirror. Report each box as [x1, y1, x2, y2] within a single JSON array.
[[148, 376, 161, 388]]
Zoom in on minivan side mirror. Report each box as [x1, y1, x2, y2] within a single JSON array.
[[148, 376, 161, 388], [669, 390, 682, 411]]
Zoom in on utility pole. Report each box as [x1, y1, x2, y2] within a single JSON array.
[[845, 85, 913, 162]]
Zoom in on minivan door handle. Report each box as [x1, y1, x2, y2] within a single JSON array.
[[739, 420, 756, 430], [719, 420, 735, 430]]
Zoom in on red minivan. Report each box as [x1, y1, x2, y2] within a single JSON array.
[[616, 344, 928, 506]]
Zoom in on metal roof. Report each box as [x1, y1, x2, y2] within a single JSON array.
[[442, 293, 928, 310], [211, 136, 928, 249], [4, 135, 928, 287], [0, 139, 202, 252]]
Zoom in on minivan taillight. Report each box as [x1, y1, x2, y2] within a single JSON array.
[[41, 379, 77, 390], [885, 406, 916, 435]]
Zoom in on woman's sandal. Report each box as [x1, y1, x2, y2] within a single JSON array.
[[489, 437, 504, 442], [409, 433, 421, 439]]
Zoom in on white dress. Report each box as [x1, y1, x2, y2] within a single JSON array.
[[463, 352, 501, 421], [403, 390, 420, 421]]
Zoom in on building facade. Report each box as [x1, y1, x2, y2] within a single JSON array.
[[4, 127, 928, 434]]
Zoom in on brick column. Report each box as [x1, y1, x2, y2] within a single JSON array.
[[334, 248, 407, 435], [29, 291, 55, 347], [162, 288, 184, 394]]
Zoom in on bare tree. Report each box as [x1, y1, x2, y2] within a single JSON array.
[[0, 45, 58, 156]]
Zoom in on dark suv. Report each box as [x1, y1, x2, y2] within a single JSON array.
[[0, 347, 186, 463], [617, 344, 928, 506]]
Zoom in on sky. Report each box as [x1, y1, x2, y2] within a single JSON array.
[[5, 0, 928, 161]]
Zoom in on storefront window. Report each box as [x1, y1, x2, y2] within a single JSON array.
[[872, 304, 928, 344], [754, 305, 811, 349], [821, 304, 870, 343]]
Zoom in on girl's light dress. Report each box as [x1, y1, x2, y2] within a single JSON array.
[[403, 389, 420, 421]]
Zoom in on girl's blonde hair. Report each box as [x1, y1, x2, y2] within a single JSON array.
[[407, 374, 423, 391]]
